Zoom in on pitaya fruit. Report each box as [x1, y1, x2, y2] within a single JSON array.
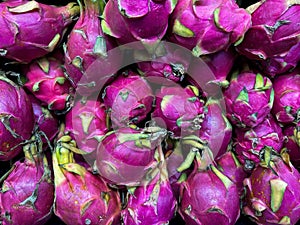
[[284, 125, 300, 168], [0, 76, 34, 161], [179, 149, 240, 225], [64, 0, 121, 96], [0, 0, 79, 63], [224, 72, 274, 128], [236, 0, 300, 76], [243, 147, 300, 225], [65, 99, 109, 164], [272, 68, 300, 125], [0, 137, 54, 225], [122, 145, 177, 225], [24, 52, 73, 112], [53, 135, 121, 225], [216, 151, 248, 194], [198, 98, 232, 158], [73, 153, 93, 171], [137, 43, 191, 84], [138, 61, 185, 85], [152, 85, 206, 138], [234, 116, 284, 168], [167, 0, 251, 56], [101, 0, 177, 51], [96, 126, 167, 186], [200, 49, 236, 88], [28, 94, 59, 145], [166, 141, 190, 200], [102, 71, 154, 128]]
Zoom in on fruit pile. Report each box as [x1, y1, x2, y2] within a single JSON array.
[[0, 0, 299, 225]]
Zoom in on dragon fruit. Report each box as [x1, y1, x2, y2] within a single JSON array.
[[200, 49, 236, 89], [102, 71, 154, 128], [28, 94, 59, 145], [198, 98, 232, 158], [0, 0, 79, 63], [284, 126, 300, 168], [137, 43, 191, 84], [101, 0, 177, 50], [53, 135, 121, 225], [272, 68, 300, 125], [179, 149, 240, 225], [138, 60, 185, 85], [0, 137, 54, 225], [122, 145, 177, 225], [64, 0, 121, 96], [236, 0, 300, 76], [152, 85, 206, 138], [0, 76, 34, 161], [65, 99, 109, 164], [243, 147, 300, 225], [168, 0, 251, 56], [24, 52, 73, 112], [224, 72, 274, 128], [234, 116, 284, 168], [216, 151, 248, 194], [73, 153, 93, 171], [96, 126, 167, 186], [166, 141, 190, 200]]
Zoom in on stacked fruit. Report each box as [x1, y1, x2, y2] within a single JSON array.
[[0, 0, 299, 225]]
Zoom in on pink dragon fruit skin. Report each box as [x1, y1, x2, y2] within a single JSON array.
[[64, 0, 121, 96], [96, 127, 167, 186], [236, 0, 300, 76], [166, 142, 190, 200], [152, 85, 206, 138], [102, 0, 177, 49], [224, 72, 274, 128], [137, 44, 191, 84], [102, 71, 154, 128], [234, 116, 284, 166], [0, 0, 79, 63], [28, 94, 59, 144], [272, 68, 300, 125], [200, 49, 236, 88], [24, 52, 74, 112], [73, 153, 93, 171], [168, 0, 251, 56], [0, 76, 34, 161], [284, 126, 300, 168], [122, 179, 176, 225], [216, 151, 248, 194], [122, 153, 177, 225], [138, 61, 185, 84], [0, 139, 54, 225], [53, 137, 121, 225], [198, 98, 232, 158], [243, 148, 300, 225], [179, 162, 240, 225], [183, 48, 236, 98], [65, 99, 109, 163]]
